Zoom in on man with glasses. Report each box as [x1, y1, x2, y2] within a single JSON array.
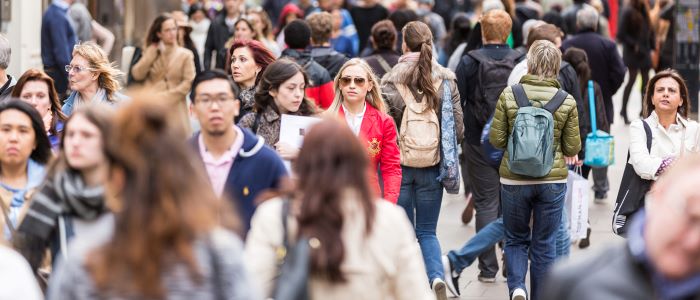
[[189, 70, 288, 233], [543, 154, 700, 300]]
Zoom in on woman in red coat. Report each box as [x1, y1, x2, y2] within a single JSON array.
[[328, 58, 402, 203]]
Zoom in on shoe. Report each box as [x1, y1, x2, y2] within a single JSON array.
[[511, 288, 527, 300], [594, 192, 607, 204], [501, 254, 508, 278], [579, 227, 592, 249], [461, 193, 474, 224], [442, 256, 461, 297], [431, 278, 448, 300], [477, 275, 496, 283]]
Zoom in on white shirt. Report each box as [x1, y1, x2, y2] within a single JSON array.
[[342, 102, 367, 136], [508, 59, 529, 86]]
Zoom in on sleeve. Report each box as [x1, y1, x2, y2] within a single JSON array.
[[51, 18, 75, 68], [488, 89, 510, 149], [237, 113, 255, 129], [203, 25, 216, 70], [379, 117, 402, 204], [455, 58, 469, 109], [130, 45, 159, 81], [380, 83, 403, 127], [607, 45, 627, 93], [166, 51, 196, 102], [244, 201, 284, 298], [450, 80, 465, 144], [628, 120, 662, 180], [270, 154, 290, 189], [387, 206, 434, 300], [562, 98, 582, 157], [91, 20, 115, 54]]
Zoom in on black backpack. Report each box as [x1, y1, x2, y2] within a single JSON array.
[[467, 49, 524, 127]]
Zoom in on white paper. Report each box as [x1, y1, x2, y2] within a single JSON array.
[[279, 114, 322, 171]]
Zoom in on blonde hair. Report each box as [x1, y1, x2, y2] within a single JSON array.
[[527, 40, 561, 80], [328, 58, 387, 114], [72, 42, 123, 101]]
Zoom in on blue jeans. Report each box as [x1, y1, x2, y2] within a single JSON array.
[[557, 206, 570, 258], [502, 183, 565, 300], [448, 218, 505, 274], [398, 165, 444, 283]]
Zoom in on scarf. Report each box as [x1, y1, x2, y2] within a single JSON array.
[[18, 170, 105, 241], [629, 209, 700, 300], [398, 52, 421, 63], [75, 88, 107, 107]]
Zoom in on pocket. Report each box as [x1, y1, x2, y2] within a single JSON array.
[[546, 183, 566, 194]]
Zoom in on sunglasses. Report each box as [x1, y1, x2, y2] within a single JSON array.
[[339, 77, 367, 87]]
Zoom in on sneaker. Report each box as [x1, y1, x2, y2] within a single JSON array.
[[477, 275, 496, 283], [431, 278, 448, 300], [511, 287, 527, 300], [442, 256, 461, 297], [461, 193, 474, 224]]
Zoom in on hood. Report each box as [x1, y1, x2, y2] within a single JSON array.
[[381, 59, 455, 86]]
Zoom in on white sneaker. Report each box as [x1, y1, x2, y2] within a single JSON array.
[[431, 278, 448, 300], [511, 287, 527, 300]]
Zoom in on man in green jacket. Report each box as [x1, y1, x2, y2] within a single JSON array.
[[489, 39, 581, 300]]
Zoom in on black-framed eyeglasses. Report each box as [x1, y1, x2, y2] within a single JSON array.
[[195, 96, 236, 107]]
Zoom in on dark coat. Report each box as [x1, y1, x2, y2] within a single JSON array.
[[203, 14, 234, 70], [309, 47, 349, 79], [562, 31, 626, 125], [280, 48, 335, 109], [41, 3, 77, 68], [617, 6, 655, 69]]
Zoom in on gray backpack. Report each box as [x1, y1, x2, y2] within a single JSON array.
[[507, 84, 568, 178]]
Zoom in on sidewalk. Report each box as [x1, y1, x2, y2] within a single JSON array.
[[437, 71, 642, 299]]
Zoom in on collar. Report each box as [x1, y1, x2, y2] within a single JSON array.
[[262, 105, 281, 123], [198, 125, 244, 165], [53, 0, 71, 10], [0, 75, 13, 94], [482, 44, 510, 49], [649, 111, 689, 129], [341, 101, 367, 118], [629, 209, 700, 300], [519, 74, 561, 88]]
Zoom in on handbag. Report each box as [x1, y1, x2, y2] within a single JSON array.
[[272, 199, 310, 300], [583, 80, 615, 167], [612, 120, 652, 237], [565, 166, 589, 240]]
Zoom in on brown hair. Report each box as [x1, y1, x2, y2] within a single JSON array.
[[294, 118, 375, 283], [402, 21, 439, 111], [86, 95, 236, 298], [481, 10, 512, 43], [371, 20, 397, 50], [72, 42, 124, 101], [643, 69, 691, 119], [306, 12, 333, 45], [254, 58, 317, 115], [526, 24, 563, 48], [12, 68, 68, 137], [145, 13, 174, 46]]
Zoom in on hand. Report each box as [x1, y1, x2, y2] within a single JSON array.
[[157, 41, 166, 52], [42, 112, 53, 133], [275, 142, 299, 160], [564, 155, 579, 166]]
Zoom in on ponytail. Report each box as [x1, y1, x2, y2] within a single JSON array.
[[404, 21, 439, 111]]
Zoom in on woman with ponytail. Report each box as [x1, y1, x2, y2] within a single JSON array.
[[380, 20, 464, 299], [245, 119, 433, 299]]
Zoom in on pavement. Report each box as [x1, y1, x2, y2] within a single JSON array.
[[435, 70, 649, 299]]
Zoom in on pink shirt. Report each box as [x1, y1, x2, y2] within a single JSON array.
[[198, 126, 245, 197]]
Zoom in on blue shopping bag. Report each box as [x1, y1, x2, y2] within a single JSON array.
[[583, 80, 614, 167]]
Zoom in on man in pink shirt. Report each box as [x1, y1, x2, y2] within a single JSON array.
[[189, 70, 288, 232]]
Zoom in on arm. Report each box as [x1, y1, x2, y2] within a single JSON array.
[[628, 120, 662, 180], [616, 9, 638, 49], [166, 51, 196, 101], [244, 200, 284, 298], [91, 20, 115, 54], [450, 80, 465, 144], [130, 45, 159, 81], [561, 98, 582, 157], [379, 117, 402, 203], [607, 45, 627, 93], [488, 89, 510, 149]]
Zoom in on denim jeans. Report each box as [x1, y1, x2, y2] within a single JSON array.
[[448, 218, 505, 274], [397, 165, 444, 283], [502, 183, 565, 300], [556, 206, 570, 258]]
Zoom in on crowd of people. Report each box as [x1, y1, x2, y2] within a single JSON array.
[[0, 0, 697, 299]]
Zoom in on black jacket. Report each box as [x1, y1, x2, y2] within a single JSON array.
[[562, 31, 626, 124], [203, 14, 234, 70], [309, 47, 349, 79], [364, 49, 401, 80], [617, 6, 655, 69]]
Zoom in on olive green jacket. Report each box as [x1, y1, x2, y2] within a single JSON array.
[[489, 75, 581, 181]]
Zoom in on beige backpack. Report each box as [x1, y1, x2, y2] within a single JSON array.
[[395, 81, 442, 168]]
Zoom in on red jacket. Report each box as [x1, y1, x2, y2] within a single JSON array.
[[339, 103, 402, 203]]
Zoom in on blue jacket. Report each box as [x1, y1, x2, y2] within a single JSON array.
[[61, 91, 129, 116], [41, 3, 77, 68], [189, 128, 288, 233]]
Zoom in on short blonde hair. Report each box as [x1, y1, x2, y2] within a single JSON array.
[[481, 10, 512, 43], [328, 58, 386, 114], [72, 42, 123, 101], [527, 40, 561, 80]]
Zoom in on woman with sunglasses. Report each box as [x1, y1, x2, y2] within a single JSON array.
[[328, 59, 401, 204], [381, 21, 464, 299], [238, 58, 317, 160], [63, 42, 126, 117]]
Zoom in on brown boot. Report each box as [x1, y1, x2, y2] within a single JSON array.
[[461, 193, 474, 224]]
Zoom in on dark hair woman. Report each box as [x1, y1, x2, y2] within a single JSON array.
[[47, 98, 255, 299], [12, 69, 68, 149], [14, 105, 112, 277], [363, 20, 401, 79], [227, 39, 276, 119], [245, 118, 433, 299], [0, 100, 51, 240], [237, 58, 317, 159], [131, 13, 196, 136], [380, 20, 464, 298]]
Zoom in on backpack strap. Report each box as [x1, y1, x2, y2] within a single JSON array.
[[511, 84, 531, 108], [375, 55, 392, 74], [542, 89, 568, 113]]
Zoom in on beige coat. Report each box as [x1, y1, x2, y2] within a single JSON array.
[[131, 44, 196, 135], [245, 196, 434, 300]]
